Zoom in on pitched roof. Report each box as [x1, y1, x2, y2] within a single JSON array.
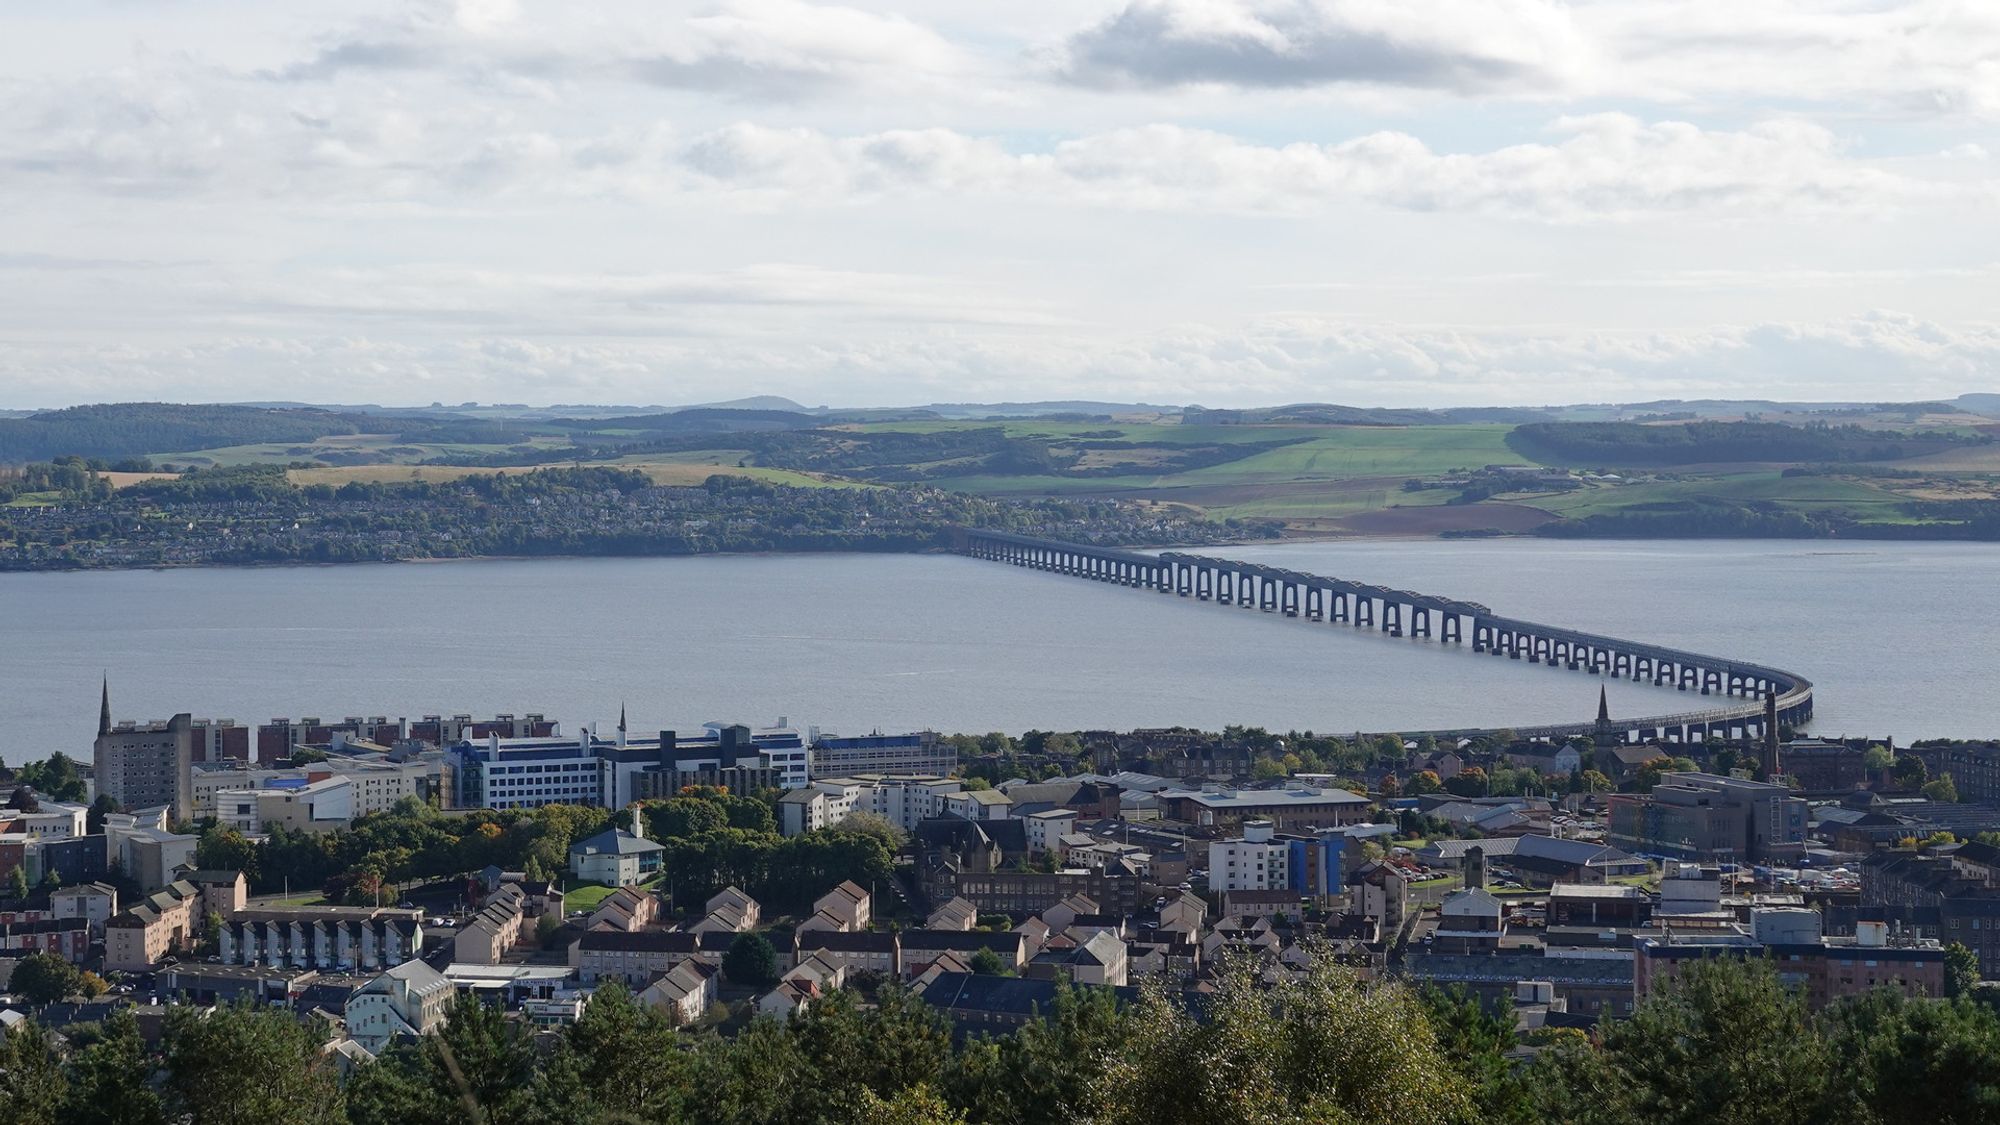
[[796, 929, 897, 953], [570, 828, 664, 857], [577, 930, 696, 954]]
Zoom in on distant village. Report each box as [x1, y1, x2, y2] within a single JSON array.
[[2, 683, 1998, 1088]]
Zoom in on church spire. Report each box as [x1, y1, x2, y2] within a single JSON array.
[[1597, 684, 1610, 726], [98, 674, 112, 738]]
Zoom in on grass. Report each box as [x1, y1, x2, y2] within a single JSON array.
[[1523, 472, 1911, 521], [562, 873, 663, 913], [906, 422, 1529, 523], [561, 880, 621, 913]]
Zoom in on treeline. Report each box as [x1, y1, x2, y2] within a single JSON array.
[[1536, 498, 2000, 541], [1, 465, 1240, 571], [0, 458, 117, 503], [0, 404, 370, 463], [5, 956, 1998, 1124], [1507, 421, 1978, 467], [191, 789, 895, 914], [195, 798, 617, 903]]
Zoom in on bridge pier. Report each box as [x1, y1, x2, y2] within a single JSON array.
[[953, 529, 1815, 750]]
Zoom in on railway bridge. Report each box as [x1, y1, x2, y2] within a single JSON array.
[[951, 528, 1813, 744]]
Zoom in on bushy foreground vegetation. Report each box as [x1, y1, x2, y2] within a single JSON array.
[[4, 956, 1998, 1124]]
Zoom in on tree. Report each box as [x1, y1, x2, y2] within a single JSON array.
[[1895, 754, 1930, 790], [422, 993, 538, 1124], [8, 864, 31, 903], [534, 983, 690, 1121], [1821, 988, 2000, 1125], [1420, 987, 1535, 1124], [1377, 774, 1401, 799], [1924, 774, 1961, 803], [1946, 942, 1983, 998], [1406, 770, 1444, 796], [1443, 766, 1490, 798], [725, 932, 781, 988], [1090, 948, 1470, 1125], [0, 1019, 67, 1125], [162, 1001, 344, 1125], [86, 793, 117, 834], [827, 810, 905, 852], [949, 980, 1126, 1125], [11, 952, 81, 1004], [968, 947, 1010, 976], [14, 753, 87, 803], [649, 797, 730, 841], [1864, 746, 1894, 773], [855, 1084, 967, 1125], [1528, 957, 1831, 1125], [63, 1009, 165, 1125]]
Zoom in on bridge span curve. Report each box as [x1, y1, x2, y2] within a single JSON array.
[[951, 528, 1813, 745]]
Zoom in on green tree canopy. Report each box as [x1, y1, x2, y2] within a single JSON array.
[[724, 932, 781, 988]]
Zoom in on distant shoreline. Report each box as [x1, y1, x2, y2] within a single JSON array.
[[8, 526, 2000, 578]]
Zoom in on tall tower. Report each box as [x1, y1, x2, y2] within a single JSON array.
[[98, 674, 112, 738]]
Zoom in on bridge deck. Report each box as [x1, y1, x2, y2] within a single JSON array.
[[954, 527, 1814, 740]]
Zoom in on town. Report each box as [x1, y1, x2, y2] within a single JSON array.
[[1, 682, 1998, 1120]]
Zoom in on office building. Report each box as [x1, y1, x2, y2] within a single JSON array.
[[1606, 772, 1808, 862], [93, 680, 194, 821], [808, 731, 951, 779], [1208, 819, 1347, 896]]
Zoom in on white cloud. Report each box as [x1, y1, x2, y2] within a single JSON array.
[[4, 310, 1994, 410], [678, 114, 1951, 221], [266, 0, 973, 100], [7, 58, 1949, 223], [1581, 1, 2000, 120], [1055, 0, 1592, 94]]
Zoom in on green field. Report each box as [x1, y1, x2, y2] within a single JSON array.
[[871, 421, 1530, 523], [1522, 472, 1914, 523]]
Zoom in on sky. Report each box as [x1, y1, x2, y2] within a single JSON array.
[[1, 0, 1996, 410]]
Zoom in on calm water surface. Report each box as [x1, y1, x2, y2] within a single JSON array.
[[2, 540, 1994, 764]]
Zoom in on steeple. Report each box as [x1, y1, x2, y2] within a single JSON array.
[[617, 702, 628, 749], [98, 674, 112, 738], [1593, 683, 1619, 751]]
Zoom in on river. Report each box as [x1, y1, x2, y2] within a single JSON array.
[[1, 539, 1994, 764]]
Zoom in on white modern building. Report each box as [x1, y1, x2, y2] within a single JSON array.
[[346, 960, 456, 1053], [215, 776, 354, 835], [1208, 820, 1292, 893]]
